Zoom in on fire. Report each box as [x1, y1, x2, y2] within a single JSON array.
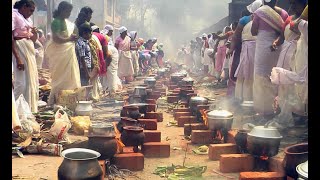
[[112, 122, 125, 153], [200, 109, 208, 127], [216, 130, 222, 140], [260, 155, 269, 161]]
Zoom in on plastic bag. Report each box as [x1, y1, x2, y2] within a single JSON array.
[[49, 108, 72, 143], [15, 94, 34, 121], [70, 116, 91, 135], [15, 94, 40, 138]]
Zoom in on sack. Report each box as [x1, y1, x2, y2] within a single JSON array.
[[26, 142, 63, 156], [70, 116, 91, 135], [49, 109, 71, 143]]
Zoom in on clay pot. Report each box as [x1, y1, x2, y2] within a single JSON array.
[[284, 143, 308, 178], [234, 129, 249, 153], [58, 148, 103, 180], [117, 117, 138, 133], [88, 135, 118, 160], [120, 126, 145, 152]]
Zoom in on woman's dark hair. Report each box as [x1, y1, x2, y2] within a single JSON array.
[[79, 22, 92, 36], [80, 6, 93, 15], [75, 12, 88, 27], [53, 1, 73, 18], [13, 0, 35, 9]]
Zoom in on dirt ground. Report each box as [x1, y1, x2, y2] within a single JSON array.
[[12, 74, 307, 180]]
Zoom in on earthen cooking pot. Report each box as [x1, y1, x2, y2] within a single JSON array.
[[120, 126, 145, 152]]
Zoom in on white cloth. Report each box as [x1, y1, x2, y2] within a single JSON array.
[[13, 38, 39, 113], [45, 20, 81, 105], [118, 26, 127, 34], [247, 0, 263, 13], [103, 45, 122, 92], [253, 30, 280, 115]]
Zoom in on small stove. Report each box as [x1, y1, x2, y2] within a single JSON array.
[[252, 155, 270, 172]]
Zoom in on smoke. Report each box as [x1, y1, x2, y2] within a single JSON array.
[[138, 0, 231, 59]]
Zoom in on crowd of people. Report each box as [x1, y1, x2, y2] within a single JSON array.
[[177, 0, 308, 130], [12, 0, 167, 118]]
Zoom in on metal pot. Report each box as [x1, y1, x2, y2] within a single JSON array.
[[75, 101, 93, 116], [144, 77, 157, 88], [234, 129, 249, 153], [170, 73, 184, 83], [247, 124, 283, 157], [284, 143, 308, 178], [240, 101, 254, 113], [120, 126, 145, 152], [87, 135, 118, 160], [180, 77, 194, 86], [133, 86, 147, 96], [157, 68, 166, 77], [189, 97, 208, 115], [207, 108, 233, 131], [128, 103, 148, 114], [58, 148, 103, 180], [89, 122, 115, 137], [296, 161, 308, 180]]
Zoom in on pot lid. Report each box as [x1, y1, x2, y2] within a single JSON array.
[[241, 101, 254, 107], [77, 101, 93, 104], [158, 68, 166, 72], [129, 103, 148, 106], [190, 96, 207, 102], [171, 73, 183, 77], [207, 107, 233, 118], [91, 122, 113, 128], [248, 125, 283, 139], [134, 86, 147, 89], [296, 161, 308, 178], [182, 77, 194, 82]]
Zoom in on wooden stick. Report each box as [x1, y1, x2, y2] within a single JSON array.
[[182, 143, 188, 167]]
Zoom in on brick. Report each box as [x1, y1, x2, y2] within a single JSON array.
[[144, 112, 163, 122], [155, 88, 166, 94], [191, 130, 214, 144], [239, 172, 285, 180], [184, 123, 208, 136], [227, 129, 238, 144], [146, 104, 156, 112], [138, 119, 157, 130], [173, 108, 191, 114], [152, 91, 162, 96], [146, 99, 157, 104], [167, 96, 179, 103], [168, 85, 178, 90], [98, 160, 106, 180], [268, 157, 285, 176], [171, 89, 181, 94], [178, 116, 197, 127], [112, 153, 144, 171], [122, 146, 135, 153], [144, 130, 161, 142], [174, 112, 192, 121], [219, 154, 254, 173], [147, 94, 160, 100], [142, 142, 170, 157], [208, 143, 238, 160]]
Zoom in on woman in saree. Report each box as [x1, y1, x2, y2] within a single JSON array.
[[115, 26, 134, 83], [251, 0, 288, 119], [45, 1, 80, 106], [12, 0, 39, 113], [228, 0, 263, 103], [129, 31, 139, 77], [266, 0, 307, 128], [269, 4, 308, 129]]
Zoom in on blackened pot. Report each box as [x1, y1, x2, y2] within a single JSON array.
[[247, 135, 281, 157], [284, 143, 308, 178], [120, 126, 145, 152], [58, 148, 103, 180], [87, 135, 118, 160]]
